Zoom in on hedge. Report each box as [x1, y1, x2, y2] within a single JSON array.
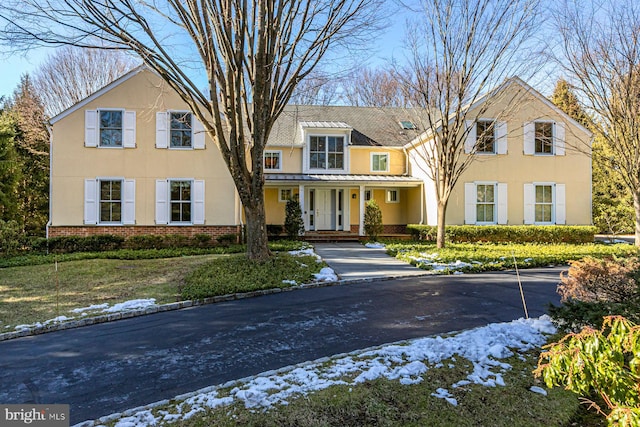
[[406, 224, 598, 244]]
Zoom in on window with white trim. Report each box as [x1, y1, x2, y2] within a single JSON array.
[[170, 112, 193, 148], [85, 178, 135, 225], [476, 184, 495, 223], [475, 120, 495, 153], [279, 188, 293, 202], [264, 151, 282, 170], [309, 136, 344, 170], [170, 180, 192, 223], [99, 110, 123, 147], [465, 182, 508, 225], [535, 184, 553, 222], [386, 189, 399, 203], [535, 122, 553, 154], [371, 153, 389, 172], [524, 121, 565, 156], [99, 180, 122, 223]]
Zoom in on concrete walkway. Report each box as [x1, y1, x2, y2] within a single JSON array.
[[313, 242, 427, 280]]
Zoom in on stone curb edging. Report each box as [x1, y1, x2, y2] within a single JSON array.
[[0, 272, 431, 343]]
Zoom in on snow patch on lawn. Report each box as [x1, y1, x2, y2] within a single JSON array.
[[365, 242, 385, 249], [95, 316, 555, 427], [314, 267, 338, 282]]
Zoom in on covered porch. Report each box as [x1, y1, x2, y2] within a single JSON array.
[[264, 174, 424, 237]]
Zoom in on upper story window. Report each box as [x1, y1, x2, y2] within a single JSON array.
[[99, 110, 123, 147], [399, 121, 416, 130], [264, 151, 282, 171], [475, 120, 495, 153], [524, 121, 565, 156], [170, 112, 193, 148], [371, 153, 389, 172], [85, 109, 136, 148], [535, 122, 553, 154], [309, 136, 344, 170], [464, 119, 506, 154], [156, 111, 205, 149]]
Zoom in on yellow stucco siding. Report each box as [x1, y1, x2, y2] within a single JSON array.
[[409, 80, 592, 226], [349, 147, 406, 175], [50, 69, 238, 227]]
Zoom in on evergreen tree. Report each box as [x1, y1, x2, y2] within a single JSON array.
[[284, 196, 305, 239], [364, 199, 383, 241], [0, 111, 20, 222], [5, 75, 50, 236]]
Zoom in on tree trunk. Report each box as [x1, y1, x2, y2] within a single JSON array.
[[436, 199, 448, 249], [243, 197, 272, 262], [634, 191, 640, 247]]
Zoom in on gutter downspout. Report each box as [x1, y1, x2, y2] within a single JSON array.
[[46, 123, 53, 240]]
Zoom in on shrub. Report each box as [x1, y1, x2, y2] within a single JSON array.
[[535, 316, 640, 427], [364, 199, 383, 241], [0, 219, 22, 256], [267, 224, 284, 236], [284, 197, 305, 239], [406, 224, 597, 244], [47, 234, 124, 253], [162, 234, 191, 248], [123, 235, 166, 250], [193, 233, 214, 248], [217, 233, 238, 246]]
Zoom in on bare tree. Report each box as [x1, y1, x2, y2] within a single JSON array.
[[343, 66, 410, 107], [34, 46, 138, 118], [397, 0, 540, 248], [554, 0, 640, 246], [289, 71, 342, 106], [0, 0, 381, 260]]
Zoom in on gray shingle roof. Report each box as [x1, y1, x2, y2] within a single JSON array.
[[268, 105, 424, 147]]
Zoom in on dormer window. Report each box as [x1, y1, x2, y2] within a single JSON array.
[[309, 136, 344, 170]]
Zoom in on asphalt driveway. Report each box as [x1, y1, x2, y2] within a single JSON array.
[[0, 268, 564, 425]]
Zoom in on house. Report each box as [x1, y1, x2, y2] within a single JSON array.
[[46, 67, 592, 239]]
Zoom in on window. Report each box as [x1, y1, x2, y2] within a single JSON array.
[[535, 184, 553, 222], [386, 189, 399, 203], [309, 136, 344, 170], [264, 151, 282, 170], [476, 184, 495, 223], [99, 110, 123, 147], [475, 120, 495, 153], [99, 180, 122, 223], [399, 121, 416, 130], [279, 188, 293, 202], [371, 153, 389, 172], [170, 180, 192, 223], [170, 112, 192, 148], [535, 122, 553, 154]]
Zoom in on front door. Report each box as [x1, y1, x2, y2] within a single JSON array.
[[315, 189, 334, 230]]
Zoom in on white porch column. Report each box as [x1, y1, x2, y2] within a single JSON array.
[[359, 185, 365, 236], [298, 184, 306, 231]]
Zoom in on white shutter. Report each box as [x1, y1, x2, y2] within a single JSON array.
[[523, 183, 535, 224], [495, 121, 508, 154], [84, 179, 98, 224], [192, 116, 205, 149], [122, 179, 136, 225], [85, 110, 98, 147], [155, 180, 169, 224], [555, 183, 566, 224], [497, 183, 508, 224], [464, 120, 476, 154], [123, 111, 136, 148], [554, 122, 565, 156], [464, 182, 476, 224], [156, 112, 169, 148], [193, 180, 205, 224], [523, 122, 535, 155]]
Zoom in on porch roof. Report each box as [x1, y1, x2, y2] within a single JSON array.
[[265, 173, 423, 186]]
